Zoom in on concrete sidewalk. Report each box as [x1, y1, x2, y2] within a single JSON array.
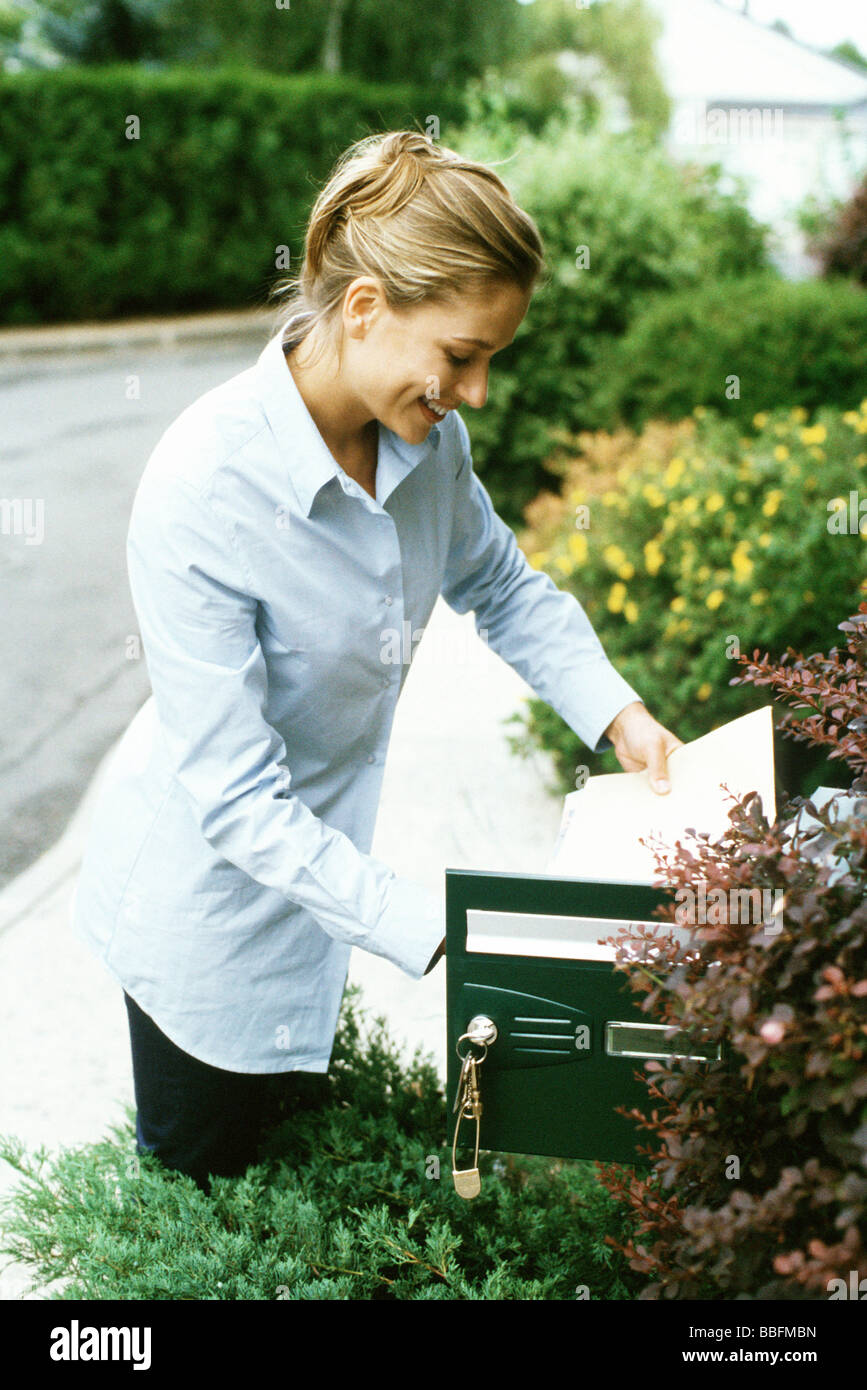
[[0, 307, 274, 361], [0, 597, 565, 1298]]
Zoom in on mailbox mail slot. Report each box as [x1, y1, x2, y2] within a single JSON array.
[[446, 868, 721, 1165]]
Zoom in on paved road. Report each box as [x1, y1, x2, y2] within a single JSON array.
[[0, 336, 264, 890]]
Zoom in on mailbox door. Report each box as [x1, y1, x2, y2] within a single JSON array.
[[446, 868, 681, 1165]]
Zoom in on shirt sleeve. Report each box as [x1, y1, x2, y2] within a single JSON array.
[[126, 469, 444, 980], [440, 415, 643, 755]]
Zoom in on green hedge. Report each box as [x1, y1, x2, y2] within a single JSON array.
[[450, 112, 773, 527], [0, 988, 641, 1300], [0, 64, 471, 325], [586, 273, 867, 434]]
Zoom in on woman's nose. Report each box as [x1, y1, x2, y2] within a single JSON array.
[[456, 365, 488, 409]]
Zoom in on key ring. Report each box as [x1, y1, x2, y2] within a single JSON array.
[[456, 1033, 489, 1066]]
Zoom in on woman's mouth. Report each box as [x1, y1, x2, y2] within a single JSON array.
[[418, 396, 449, 423]]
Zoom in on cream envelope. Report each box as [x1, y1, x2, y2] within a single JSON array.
[[546, 705, 776, 884]]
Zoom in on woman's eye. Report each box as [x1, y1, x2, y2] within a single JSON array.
[[447, 351, 470, 367]]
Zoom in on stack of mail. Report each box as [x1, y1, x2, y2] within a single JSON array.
[[546, 706, 777, 884]]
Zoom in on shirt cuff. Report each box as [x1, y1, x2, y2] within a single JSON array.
[[364, 875, 447, 980], [563, 664, 644, 756]]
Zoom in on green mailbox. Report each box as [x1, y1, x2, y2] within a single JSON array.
[[445, 867, 720, 1187]]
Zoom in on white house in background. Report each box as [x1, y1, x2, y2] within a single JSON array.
[[641, 0, 867, 276]]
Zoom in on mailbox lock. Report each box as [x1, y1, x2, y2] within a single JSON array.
[[462, 1014, 498, 1050]]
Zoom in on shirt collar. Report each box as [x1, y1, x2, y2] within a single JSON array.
[[254, 316, 442, 516]]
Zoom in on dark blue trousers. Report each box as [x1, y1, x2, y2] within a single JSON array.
[[123, 990, 319, 1191]]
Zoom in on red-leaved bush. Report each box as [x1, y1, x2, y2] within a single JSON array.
[[596, 605, 867, 1299]]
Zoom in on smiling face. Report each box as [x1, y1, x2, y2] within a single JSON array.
[[342, 277, 532, 444]]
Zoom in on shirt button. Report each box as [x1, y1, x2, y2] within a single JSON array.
[[367, 754, 375, 764], [382, 676, 390, 687], [384, 595, 393, 606]]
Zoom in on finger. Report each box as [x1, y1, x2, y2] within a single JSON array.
[[646, 736, 672, 793]]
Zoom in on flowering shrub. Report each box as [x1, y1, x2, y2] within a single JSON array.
[[510, 403, 867, 796], [594, 606, 867, 1299]]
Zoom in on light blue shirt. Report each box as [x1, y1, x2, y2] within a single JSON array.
[[70, 317, 642, 1073]]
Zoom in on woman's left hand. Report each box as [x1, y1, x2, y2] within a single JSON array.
[[602, 700, 684, 794]]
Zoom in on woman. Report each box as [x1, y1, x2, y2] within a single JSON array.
[[71, 129, 681, 1191]]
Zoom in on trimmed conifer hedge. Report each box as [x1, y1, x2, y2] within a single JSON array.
[[0, 64, 469, 326], [0, 988, 642, 1300]]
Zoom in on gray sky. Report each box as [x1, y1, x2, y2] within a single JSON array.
[[515, 2, 867, 57], [710, 1, 867, 53]]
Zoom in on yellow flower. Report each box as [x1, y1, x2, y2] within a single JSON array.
[[642, 483, 666, 507], [644, 539, 665, 575], [856, 417, 867, 434], [800, 424, 827, 446], [773, 445, 789, 462], [843, 411, 859, 427], [603, 543, 628, 570], [681, 496, 699, 514], [706, 588, 725, 610], [731, 542, 753, 581], [705, 492, 725, 512], [758, 532, 772, 548], [692, 457, 706, 473], [607, 582, 627, 613], [568, 531, 588, 565], [553, 554, 572, 574], [809, 446, 825, 461], [669, 595, 687, 613], [750, 590, 767, 605], [624, 600, 639, 623], [693, 405, 706, 419], [696, 682, 712, 701], [733, 489, 748, 504], [762, 489, 783, 517], [791, 407, 808, 423], [664, 458, 686, 487], [753, 412, 768, 430], [697, 565, 711, 581], [617, 562, 635, 580], [601, 490, 620, 507], [528, 550, 549, 569]]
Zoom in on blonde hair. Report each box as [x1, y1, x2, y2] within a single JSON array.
[[269, 128, 547, 365]]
